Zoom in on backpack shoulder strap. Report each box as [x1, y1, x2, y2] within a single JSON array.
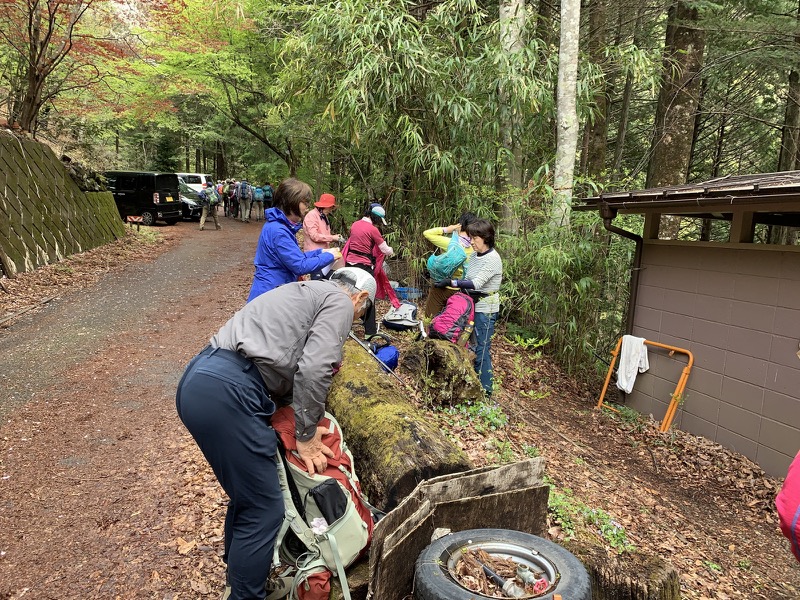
[[274, 437, 354, 600]]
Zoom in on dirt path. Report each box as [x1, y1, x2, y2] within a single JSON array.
[[1, 219, 799, 599], [1, 220, 256, 598]]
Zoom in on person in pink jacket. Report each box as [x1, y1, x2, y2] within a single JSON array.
[[303, 193, 344, 279], [777, 450, 800, 562]]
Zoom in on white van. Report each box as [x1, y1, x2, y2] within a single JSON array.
[[177, 173, 214, 193]]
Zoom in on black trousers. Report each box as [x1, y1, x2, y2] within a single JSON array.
[[176, 346, 282, 600], [348, 262, 377, 335]]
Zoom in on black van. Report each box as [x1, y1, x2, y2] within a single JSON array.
[[104, 171, 182, 225]]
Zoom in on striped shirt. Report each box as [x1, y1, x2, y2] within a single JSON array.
[[464, 248, 502, 313]]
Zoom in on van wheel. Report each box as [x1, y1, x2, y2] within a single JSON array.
[[140, 211, 156, 226], [414, 529, 590, 600]]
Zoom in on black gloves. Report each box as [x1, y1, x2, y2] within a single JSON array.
[[434, 279, 450, 288]]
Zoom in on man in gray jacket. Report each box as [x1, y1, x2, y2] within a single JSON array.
[[176, 267, 377, 600]]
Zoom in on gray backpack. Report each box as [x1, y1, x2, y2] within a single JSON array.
[[271, 407, 375, 600], [382, 302, 420, 331]]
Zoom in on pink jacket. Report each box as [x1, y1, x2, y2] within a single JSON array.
[[303, 208, 338, 252], [777, 451, 800, 562]]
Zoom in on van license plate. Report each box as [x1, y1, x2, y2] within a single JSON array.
[[166, 196, 173, 202]]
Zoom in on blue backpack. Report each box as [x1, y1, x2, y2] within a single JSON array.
[[254, 186, 265, 201], [427, 232, 468, 281], [368, 334, 399, 372]]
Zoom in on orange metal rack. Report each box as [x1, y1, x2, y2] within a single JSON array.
[[596, 337, 694, 432]]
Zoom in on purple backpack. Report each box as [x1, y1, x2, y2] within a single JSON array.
[[429, 293, 475, 345]]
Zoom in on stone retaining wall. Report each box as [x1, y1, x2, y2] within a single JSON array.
[[0, 131, 124, 277]]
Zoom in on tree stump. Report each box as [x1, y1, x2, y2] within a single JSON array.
[[566, 540, 681, 599], [328, 341, 473, 510], [401, 338, 483, 406]]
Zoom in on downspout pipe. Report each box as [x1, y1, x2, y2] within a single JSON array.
[[600, 201, 643, 335]]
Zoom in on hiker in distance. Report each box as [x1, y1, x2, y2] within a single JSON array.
[[175, 267, 377, 600]]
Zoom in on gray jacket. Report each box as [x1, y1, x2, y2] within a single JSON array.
[[211, 280, 353, 441]]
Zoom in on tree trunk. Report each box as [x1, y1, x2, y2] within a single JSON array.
[[779, 0, 800, 172], [499, 0, 526, 234], [584, 0, 609, 179], [612, 4, 645, 180], [402, 339, 484, 406], [778, 69, 800, 172], [216, 140, 226, 180], [551, 0, 582, 227], [646, 1, 706, 188]]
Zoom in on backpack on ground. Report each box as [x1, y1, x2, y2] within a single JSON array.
[[426, 232, 467, 281], [381, 302, 419, 331], [367, 334, 399, 372], [429, 292, 475, 347], [271, 406, 375, 600]]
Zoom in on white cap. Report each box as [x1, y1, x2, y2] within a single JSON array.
[[369, 203, 387, 226], [331, 267, 377, 303]]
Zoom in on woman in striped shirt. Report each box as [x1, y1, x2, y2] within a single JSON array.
[[435, 219, 502, 396]]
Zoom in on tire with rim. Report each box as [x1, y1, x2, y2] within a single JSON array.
[[414, 529, 590, 600], [140, 211, 156, 226]]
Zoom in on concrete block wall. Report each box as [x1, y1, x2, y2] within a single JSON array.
[[0, 131, 124, 277], [627, 243, 800, 477]]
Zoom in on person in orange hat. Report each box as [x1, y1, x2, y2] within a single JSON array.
[[303, 193, 345, 279]]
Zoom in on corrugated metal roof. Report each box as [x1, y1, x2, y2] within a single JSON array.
[[575, 171, 800, 213]]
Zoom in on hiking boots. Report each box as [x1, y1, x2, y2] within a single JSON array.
[[218, 575, 291, 600]]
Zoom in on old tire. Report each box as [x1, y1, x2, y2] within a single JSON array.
[[414, 529, 590, 600], [140, 210, 156, 226]]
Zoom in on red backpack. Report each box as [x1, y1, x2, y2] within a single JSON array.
[[429, 292, 475, 346]]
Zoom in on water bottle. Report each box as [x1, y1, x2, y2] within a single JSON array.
[[457, 320, 474, 347]]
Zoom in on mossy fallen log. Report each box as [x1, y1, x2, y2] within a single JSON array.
[[328, 340, 473, 510], [401, 339, 483, 406]]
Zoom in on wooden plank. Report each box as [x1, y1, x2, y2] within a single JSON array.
[[369, 459, 546, 600], [373, 486, 548, 600]]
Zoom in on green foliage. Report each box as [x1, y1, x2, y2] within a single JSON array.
[[441, 400, 509, 433], [703, 560, 723, 573], [548, 487, 636, 553], [522, 444, 540, 458], [583, 508, 636, 553], [486, 438, 516, 464], [505, 325, 550, 352], [605, 403, 643, 426], [548, 488, 578, 539], [501, 208, 639, 378]]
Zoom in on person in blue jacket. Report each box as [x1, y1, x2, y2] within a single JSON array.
[[247, 178, 342, 302]]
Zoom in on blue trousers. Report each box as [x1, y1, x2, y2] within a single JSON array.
[[474, 311, 498, 396], [176, 346, 282, 600]]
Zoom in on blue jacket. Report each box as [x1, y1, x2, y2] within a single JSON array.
[[247, 207, 336, 302]]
